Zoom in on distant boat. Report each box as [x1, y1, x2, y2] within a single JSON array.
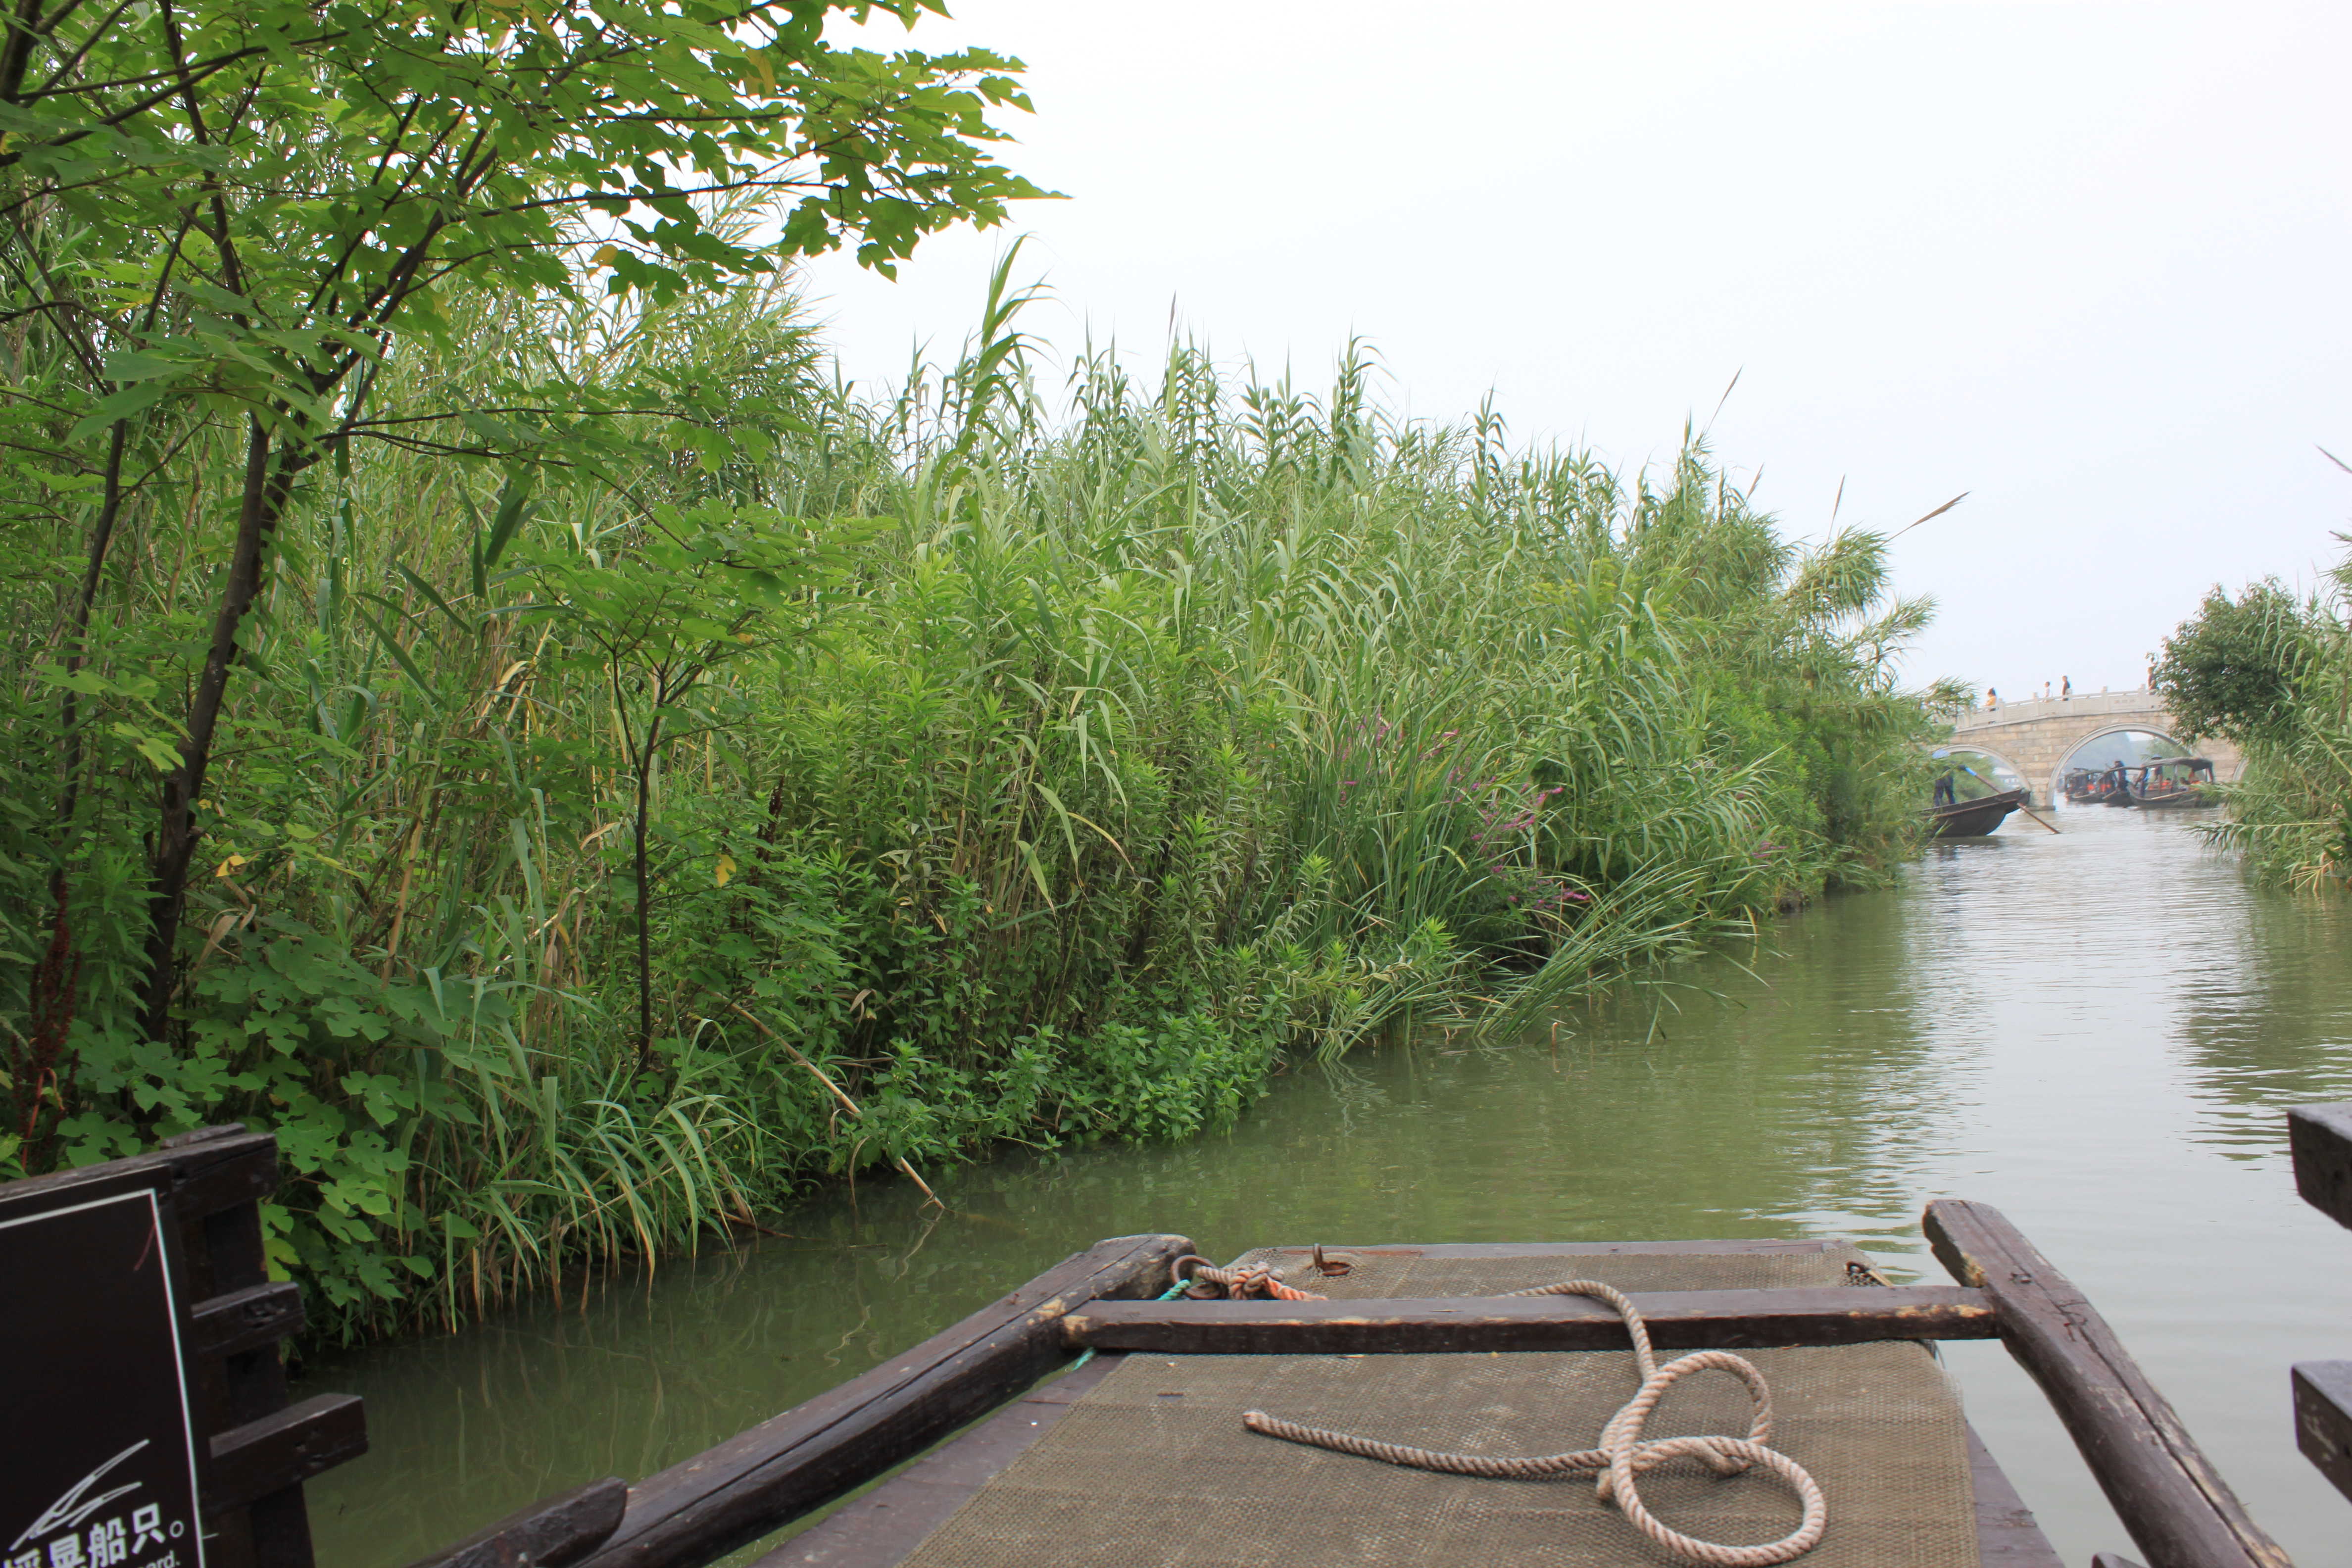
[[1926, 786, 2029, 838], [2099, 765, 2141, 806], [2130, 756, 2219, 808], [2062, 767, 2130, 806]]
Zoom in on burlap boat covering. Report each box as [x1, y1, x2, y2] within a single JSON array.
[[893, 1246, 1979, 1568]]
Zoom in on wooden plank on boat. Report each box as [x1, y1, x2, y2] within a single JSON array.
[[1248, 1237, 1844, 1261], [401, 1477, 629, 1568], [761, 1356, 1126, 1568], [1062, 1284, 1997, 1354], [2288, 1104, 2352, 1230], [1924, 1199, 2290, 1568], [764, 1366, 2053, 1568], [1970, 1424, 2066, 1568], [577, 1233, 1193, 1568], [2291, 1360, 2352, 1505]]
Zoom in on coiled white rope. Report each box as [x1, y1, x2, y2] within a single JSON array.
[[1239, 1278, 1828, 1567]]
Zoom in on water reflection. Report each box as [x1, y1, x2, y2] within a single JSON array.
[[304, 805, 2352, 1568], [2179, 886, 2352, 1148]]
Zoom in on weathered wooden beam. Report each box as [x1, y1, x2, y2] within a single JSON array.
[[1062, 1284, 1996, 1355], [402, 1478, 629, 1568], [577, 1231, 1194, 1568], [1, 1123, 279, 1227], [191, 1280, 306, 1360], [765, 1357, 1127, 1568], [205, 1392, 370, 1512], [2288, 1104, 2352, 1230], [2291, 1360, 2352, 1504], [1924, 1199, 2289, 1568]]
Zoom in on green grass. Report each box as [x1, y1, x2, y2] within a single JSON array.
[[0, 255, 1943, 1342]]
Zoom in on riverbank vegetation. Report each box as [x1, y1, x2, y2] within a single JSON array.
[[0, 0, 1943, 1340], [2158, 533, 2352, 888]]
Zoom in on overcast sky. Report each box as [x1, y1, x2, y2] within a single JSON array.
[[800, 1, 2352, 695]]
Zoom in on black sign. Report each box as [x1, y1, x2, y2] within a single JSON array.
[[3, 1175, 206, 1568]]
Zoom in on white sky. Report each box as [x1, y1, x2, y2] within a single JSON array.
[[800, 1, 2352, 695]]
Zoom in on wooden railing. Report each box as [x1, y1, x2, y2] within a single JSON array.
[[1925, 1201, 2288, 1568], [2288, 1106, 2352, 1510], [0, 1125, 366, 1568]]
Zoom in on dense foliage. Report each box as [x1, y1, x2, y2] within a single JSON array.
[[0, 273, 1940, 1335], [2158, 542, 2352, 888], [0, 0, 1945, 1341], [2155, 581, 2310, 746], [0, 0, 1042, 1052]]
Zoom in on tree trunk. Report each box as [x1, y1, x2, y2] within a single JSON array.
[[58, 420, 129, 828], [24, 421, 133, 1151], [632, 708, 664, 1072], [138, 418, 297, 1042]]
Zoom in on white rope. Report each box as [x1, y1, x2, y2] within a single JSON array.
[[1240, 1279, 1828, 1567]]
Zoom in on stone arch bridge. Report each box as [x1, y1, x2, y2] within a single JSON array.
[[1942, 689, 2242, 806]]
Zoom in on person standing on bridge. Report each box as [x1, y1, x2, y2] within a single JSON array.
[[1986, 687, 2000, 711], [2062, 676, 2072, 699]]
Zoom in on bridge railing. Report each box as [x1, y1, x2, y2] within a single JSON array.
[[1950, 688, 2160, 731]]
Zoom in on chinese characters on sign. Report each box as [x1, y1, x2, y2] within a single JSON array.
[[3, 1183, 205, 1568]]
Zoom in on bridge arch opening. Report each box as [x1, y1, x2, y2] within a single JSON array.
[[2052, 727, 2184, 805]]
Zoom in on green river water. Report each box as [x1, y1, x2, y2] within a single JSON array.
[[300, 803, 2352, 1567]]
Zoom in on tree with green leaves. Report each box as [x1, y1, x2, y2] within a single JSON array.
[[0, 0, 1045, 1046], [2155, 580, 2310, 745], [2160, 551, 2352, 888], [526, 500, 871, 1070]]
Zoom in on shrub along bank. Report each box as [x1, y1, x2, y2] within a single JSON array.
[[2157, 533, 2352, 888], [2, 265, 1945, 1342]]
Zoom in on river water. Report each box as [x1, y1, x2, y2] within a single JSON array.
[[302, 803, 2352, 1568]]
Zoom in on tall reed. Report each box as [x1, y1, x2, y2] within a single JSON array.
[[0, 258, 1942, 1341]]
